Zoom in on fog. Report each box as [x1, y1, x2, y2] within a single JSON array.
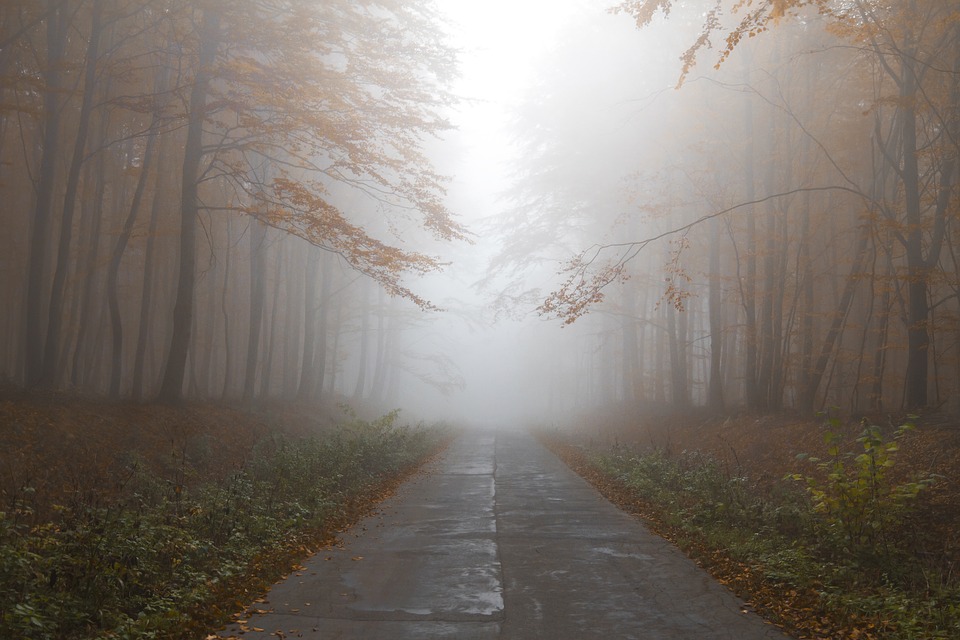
[[3, 0, 959, 425], [398, 0, 703, 426]]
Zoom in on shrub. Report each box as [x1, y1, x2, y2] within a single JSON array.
[[787, 420, 938, 562]]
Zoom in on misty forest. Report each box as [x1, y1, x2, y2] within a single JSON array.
[[2, 1, 960, 639]]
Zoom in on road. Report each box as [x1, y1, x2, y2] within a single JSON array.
[[217, 429, 792, 639]]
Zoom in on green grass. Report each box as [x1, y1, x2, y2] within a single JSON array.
[[0, 411, 447, 640]]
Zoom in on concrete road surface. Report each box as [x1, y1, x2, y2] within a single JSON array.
[[217, 429, 792, 639]]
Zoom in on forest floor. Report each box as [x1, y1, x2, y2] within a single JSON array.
[[541, 408, 960, 639], [0, 383, 448, 639], [1, 382, 342, 522]]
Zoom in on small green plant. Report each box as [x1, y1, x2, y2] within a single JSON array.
[[787, 419, 937, 559]]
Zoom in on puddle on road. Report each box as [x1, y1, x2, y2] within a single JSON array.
[[592, 546, 654, 561]]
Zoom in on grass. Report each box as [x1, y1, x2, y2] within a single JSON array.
[[0, 397, 449, 640], [543, 417, 960, 639]]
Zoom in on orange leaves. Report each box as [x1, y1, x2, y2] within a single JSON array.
[[608, 0, 675, 28], [188, 0, 464, 309], [538, 253, 627, 326], [258, 177, 445, 310]]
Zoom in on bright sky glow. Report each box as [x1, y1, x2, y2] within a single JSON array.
[[437, 0, 588, 203], [440, 0, 584, 105], [400, 1, 592, 424]]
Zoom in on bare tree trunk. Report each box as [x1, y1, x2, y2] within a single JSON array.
[[25, 0, 66, 386], [282, 249, 303, 400], [894, 39, 957, 409], [297, 248, 320, 400], [802, 223, 871, 412], [900, 54, 930, 410], [654, 301, 666, 405], [370, 287, 390, 403], [871, 279, 892, 411], [353, 280, 371, 400], [69, 96, 111, 389], [39, 0, 104, 387], [132, 139, 170, 400], [327, 287, 344, 398], [158, 8, 220, 402], [312, 256, 332, 401], [220, 218, 234, 400], [242, 219, 267, 402], [667, 302, 686, 408], [108, 107, 159, 397], [707, 216, 724, 410]]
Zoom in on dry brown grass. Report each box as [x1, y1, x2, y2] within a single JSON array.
[[0, 382, 342, 525]]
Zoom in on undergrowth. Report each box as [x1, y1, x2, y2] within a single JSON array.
[[580, 419, 958, 639], [0, 409, 446, 640]]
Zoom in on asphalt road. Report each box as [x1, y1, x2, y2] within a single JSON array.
[[217, 428, 792, 639]]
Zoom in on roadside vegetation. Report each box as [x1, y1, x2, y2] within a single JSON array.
[[0, 390, 448, 640], [543, 413, 959, 639]]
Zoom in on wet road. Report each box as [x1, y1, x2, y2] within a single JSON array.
[[217, 429, 792, 639]]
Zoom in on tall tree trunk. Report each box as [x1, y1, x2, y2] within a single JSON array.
[[654, 301, 666, 404], [900, 52, 929, 410], [622, 284, 640, 406], [242, 219, 267, 402], [158, 8, 220, 402], [370, 287, 390, 403], [799, 206, 815, 410], [297, 249, 321, 400], [259, 245, 284, 399], [39, 0, 103, 387], [282, 249, 303, 399], [312, 256, 332, 401], [131, 139, 170, 400], [802, 223, 871, 413], [741, 89, 760, 408], [220, 218, 234, 400], [769, 214, 788, 409], [327, 287, 344, 398], [108, 109, 159, 397], [353, 280, 371, 400], [707, 216, 724, 410], [667, 303, 685, 408], [25, 1, 66, 386], [69, 97, 111, 388], [895, 37, 958, 409]]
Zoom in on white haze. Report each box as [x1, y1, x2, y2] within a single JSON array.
[[391, 0, 683, 428]]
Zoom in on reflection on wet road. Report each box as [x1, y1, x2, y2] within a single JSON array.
[[218, 429, 792, 639]]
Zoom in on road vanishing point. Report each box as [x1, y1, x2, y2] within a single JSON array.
[[217, 429, 792, 639]]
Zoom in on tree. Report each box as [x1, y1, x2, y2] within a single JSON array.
[[155, 0, 465, 401], [611, 0, 960, 410]]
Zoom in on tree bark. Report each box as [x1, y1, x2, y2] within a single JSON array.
[[24, 0, 66, 386], [108, 107, 159, 397], [69, 99, 110, 388], [800, 223, 871, 412], [158, 8, 220, 402], [132, 136, 170, 400], [39, 0, 103, 387], [297, 248, 321, 400], [242, 219, 267, 402], [353, 280, 371, 400], [220, 218, 234, 400], [707, 216, 724, 410]]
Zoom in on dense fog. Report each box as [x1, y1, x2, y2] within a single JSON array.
[[3, 0, 959, 426]]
